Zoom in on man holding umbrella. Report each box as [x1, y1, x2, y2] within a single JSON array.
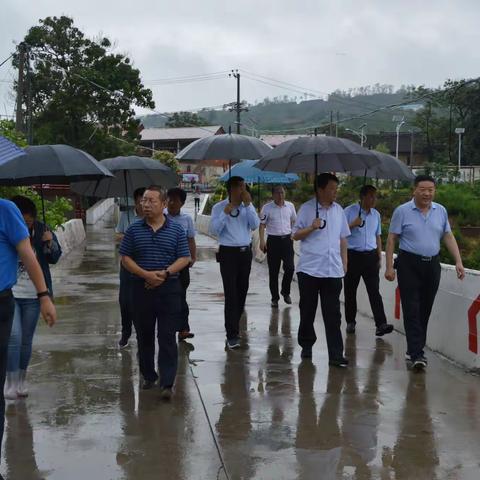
[[259, 185, 297, 308], [343, 185, 393, 336], [210, 176, 260, 349], [292, 173, 350, 366]]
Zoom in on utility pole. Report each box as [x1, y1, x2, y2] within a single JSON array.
[[335, 111, 339, 137], [329, 111, 333, 136], [15, 43, 26, 133], [228, 70, 248, 134], [26, 47, 33, 144]]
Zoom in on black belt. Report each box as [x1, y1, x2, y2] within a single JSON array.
[[219, 244, 251, 252], [399, 249, 439, 262], [348, 249, 377, 255], [0, 289, 12, 300], [268, 234, 292, 240]]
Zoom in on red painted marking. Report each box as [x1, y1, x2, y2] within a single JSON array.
[[467, 295, 480, 354], [394, 287, 401, 320]]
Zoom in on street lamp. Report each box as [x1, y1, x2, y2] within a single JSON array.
[[345, 124, 367, 147], [393, 116, 405, 159], [455, 127, 465, 171]]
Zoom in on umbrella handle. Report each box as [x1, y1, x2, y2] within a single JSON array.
[[230, 208, 240, 218], [260, 214, 267, 221], [358, 203, 365, 227], [319, 219, 327, 229]]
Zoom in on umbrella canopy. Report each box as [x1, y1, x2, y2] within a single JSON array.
[[256, 135, 379, 173], [176, 132, 272, 162], [218, 160, 299, 184], [349, 150, 415, 181], [71, 156, 180, 198], [0, 135, 26, 165], [0, 144, 113, 186]]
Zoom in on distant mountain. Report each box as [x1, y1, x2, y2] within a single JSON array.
[[138, 91, 421, 134]]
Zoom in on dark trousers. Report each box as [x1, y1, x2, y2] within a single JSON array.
[[119, 265, 134, 339], [132, 279, 182, 387], [344, 250, 387, 327], [218, 245, 252, 340], [178, 267, 190, 332], [396, 251, 441, 360], [194, 198, 200, 210], [297, 273, 344, 360], [0, 291, 14, 460], [266, 235, 295, 301]]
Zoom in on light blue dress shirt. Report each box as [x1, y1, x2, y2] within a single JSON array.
[[344, 203, 381, 252], [210, 199, 260, 246], [293, 199, 350, 278], [389, 199, 451, 257], [115, 210, 140, 234], [164, 210, 196, 238]]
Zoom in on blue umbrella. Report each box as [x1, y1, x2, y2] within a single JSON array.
[[219, 159, 299, 212], [0, 135, 26, 165], [219, 160, 299, 184]]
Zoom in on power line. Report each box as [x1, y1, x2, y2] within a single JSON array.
[[0, 54, 13, 69]]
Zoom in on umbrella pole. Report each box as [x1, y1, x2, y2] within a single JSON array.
[[124, 170, 130, 223], [314, 128, 319, 219], [257, 177, 260, 212], [40, 184, 46, 225]]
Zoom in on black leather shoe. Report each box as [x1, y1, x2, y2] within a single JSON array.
[[271, 299, 279, 308], [329, 357, 349, 367], [346, 323, 356, 334], [283, 294, 292, 305], [301, 347, 312, 359], [376, 323, 394, 336]]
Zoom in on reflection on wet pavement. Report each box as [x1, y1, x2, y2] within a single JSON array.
[[3, 219, 480, 480]]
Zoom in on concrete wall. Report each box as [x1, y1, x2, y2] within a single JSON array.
[[86, 198, 115, 225], [196, 212, 480, 371], [54, 219, 86, 256]]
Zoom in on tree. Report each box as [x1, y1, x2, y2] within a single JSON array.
[[14, 16, 155, 159], [152, 150, 180, 173], [165, 112, 209, 128], [374, 142, 390, 154], [0, 119, 27, 147]]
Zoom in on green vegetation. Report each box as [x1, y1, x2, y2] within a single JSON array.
[[14, 15, 154, 159], [152, 150, 180, 173]]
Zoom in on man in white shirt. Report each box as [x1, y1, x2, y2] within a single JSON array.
[[292, 173, 350, 367], [259, 186, 297, 308]]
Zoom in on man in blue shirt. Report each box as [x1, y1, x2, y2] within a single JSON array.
[[165, 187, 197, 342], [385, 175, 465, 371], [210, 176, 260, 349], [120, 186, 190, 399], [0, 198, 57, 472], [293, 173, 350, 367], [343, 185, 393, 336]]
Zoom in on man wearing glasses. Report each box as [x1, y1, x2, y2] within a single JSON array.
[[120, 186, 191, 400]]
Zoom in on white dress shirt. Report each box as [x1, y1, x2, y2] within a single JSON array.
[[260, 200, 297, 236], [293, 198, 350, 278]]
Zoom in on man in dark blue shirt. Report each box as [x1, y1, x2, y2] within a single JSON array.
[[0, 198, 57, 474], [120, 186, 190, 400]]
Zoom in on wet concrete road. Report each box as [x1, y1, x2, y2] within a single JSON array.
[[3, 213, 480, 479]]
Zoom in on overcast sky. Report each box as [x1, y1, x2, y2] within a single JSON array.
[[1, 0, 480, 119]]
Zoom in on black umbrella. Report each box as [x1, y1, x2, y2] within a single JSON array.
[[349, 150, 415, 182], [0, 144, 113, 223], [176, 127, 272, 215], [256, 130, 380, 221], [72, 155, 180, 221]]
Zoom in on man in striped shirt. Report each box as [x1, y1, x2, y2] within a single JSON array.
[[120, 186, 191, 400]]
